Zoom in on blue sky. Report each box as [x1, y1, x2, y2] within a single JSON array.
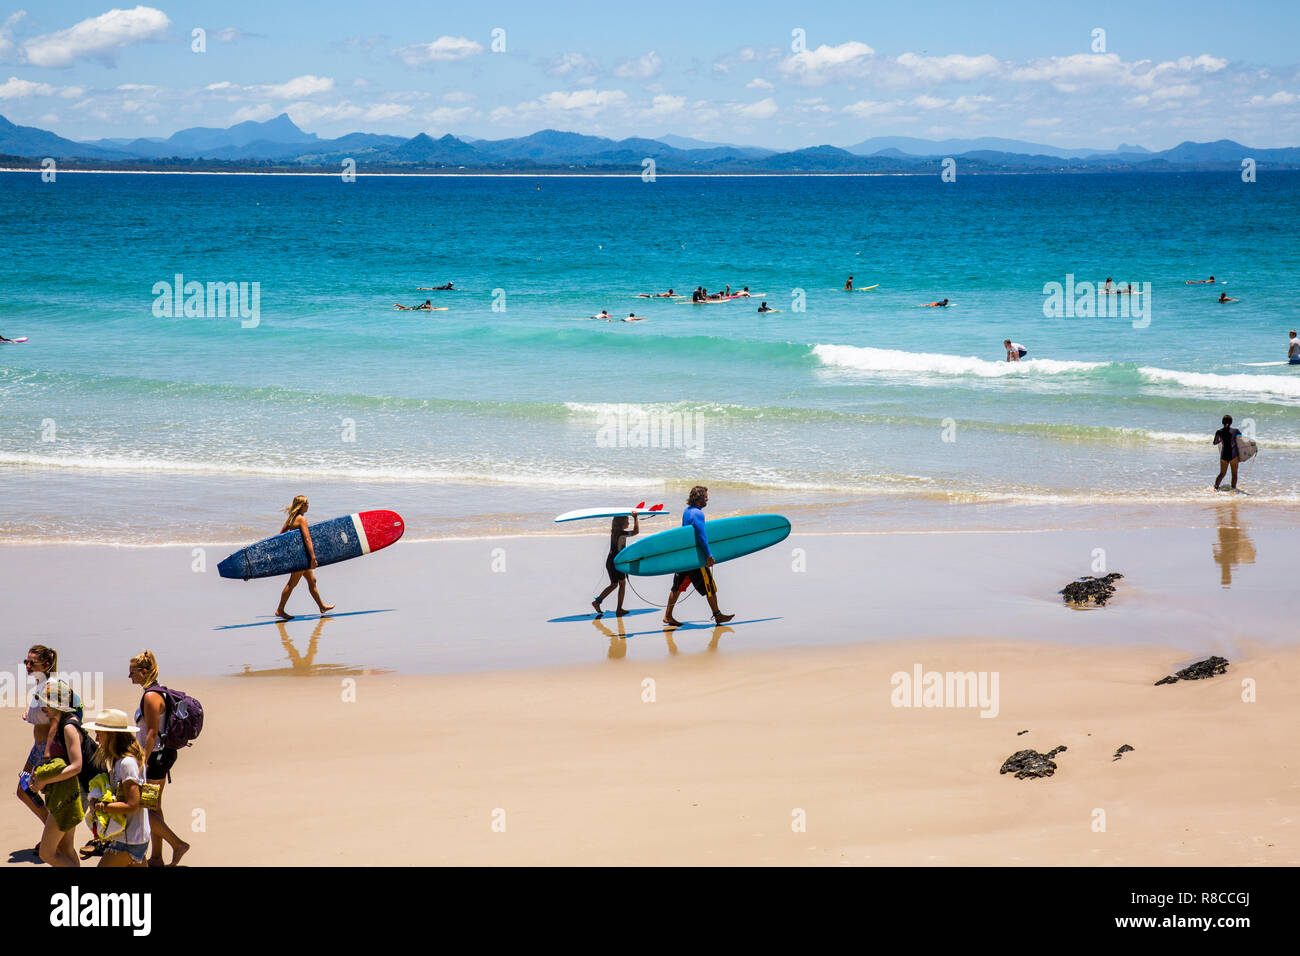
[[1, 1, 1298, 148]]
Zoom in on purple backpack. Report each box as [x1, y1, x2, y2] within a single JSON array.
[[143, 685, 204, 749]]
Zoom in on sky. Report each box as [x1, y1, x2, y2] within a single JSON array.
[[1, 1, 1298, 150]]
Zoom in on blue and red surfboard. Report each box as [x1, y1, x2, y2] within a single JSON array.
[[217, 510, 405, 580]]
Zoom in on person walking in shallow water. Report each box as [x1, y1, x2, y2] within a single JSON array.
[[1213, 414, 1243, 492], [275, 495, 335, 620]]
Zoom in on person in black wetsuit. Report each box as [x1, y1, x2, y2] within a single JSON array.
[[1213, 414, 1243, 491], [592, 513, 639, 617]]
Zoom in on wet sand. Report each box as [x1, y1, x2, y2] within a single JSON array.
[[1, 515, 1295, 865]]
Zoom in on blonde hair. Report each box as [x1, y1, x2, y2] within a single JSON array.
[[130, 650, 159, 688], [282, 495, 309, 531], [93, 728, 146, 771]]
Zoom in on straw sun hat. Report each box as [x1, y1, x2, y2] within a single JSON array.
[[82, 709, 141, 734]]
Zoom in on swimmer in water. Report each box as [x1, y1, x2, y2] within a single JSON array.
[[845, 276, 854, 291], [757, 302, 774, 313], [1218, 292, 1238, 303], [623, 313, 645, 322]]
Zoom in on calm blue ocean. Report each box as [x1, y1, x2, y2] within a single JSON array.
[[2, 169, 1298, 542]]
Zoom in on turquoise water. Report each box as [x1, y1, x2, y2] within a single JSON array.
[[2, 170, 1299, 543]]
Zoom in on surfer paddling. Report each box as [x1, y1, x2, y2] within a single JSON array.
[[1218, 292, 1238, 303], [1186, 276, 1216, 285], [275, 495, 335, 620], [663, 486, 734, 628], [593, 514, 640, 617], [1213, 415, 1244, 492], [921, 298, 950, 307], [394, 300, 433, 311], [416, 282, 454, 291]]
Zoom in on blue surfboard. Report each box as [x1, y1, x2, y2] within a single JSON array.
[[217, 510, 404, 580], [614, 514, 791, 577]]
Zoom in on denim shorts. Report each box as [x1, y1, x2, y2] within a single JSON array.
[[24, 742, 45, 770], [106, 840, 148, 863]]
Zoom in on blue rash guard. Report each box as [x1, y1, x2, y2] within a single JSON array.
[[683, 506, 712, 560]]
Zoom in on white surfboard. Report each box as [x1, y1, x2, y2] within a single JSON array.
[[1237, 437, 1258, 463], [1, 337, 28, 344], [554, 505, 668, 524]]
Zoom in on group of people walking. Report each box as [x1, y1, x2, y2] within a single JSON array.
[[17, 647, 192, 867]]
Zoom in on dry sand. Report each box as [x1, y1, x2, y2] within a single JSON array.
[[2, 520, 1295, 866], [3, 639, 1295, 866]]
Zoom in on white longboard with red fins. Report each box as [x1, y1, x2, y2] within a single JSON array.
[[553, 502, 668, 523]]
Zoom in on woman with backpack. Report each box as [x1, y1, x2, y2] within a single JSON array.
[[17, 645, 61, 828], [28, 678, 92, 867], [130, 650, 191, 867], [83, 709, 152, 867]]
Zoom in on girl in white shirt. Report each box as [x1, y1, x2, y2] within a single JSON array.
[[83, 709, 152, 867]]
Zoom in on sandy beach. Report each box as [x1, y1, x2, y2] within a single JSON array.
[[3, 518, 1295, 866]]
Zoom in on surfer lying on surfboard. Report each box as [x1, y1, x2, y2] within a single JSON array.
[[920, 298, 950, 307], [394, 300, 433, 310], [637, 289, 676, 298], [1218, 292, 1238, 303], [593, 514, 639, 617], [1186, 276, 1216, 285], [275, 496, 335, 620], [664, 486, 734, 628], [416, 282, 454, 291]]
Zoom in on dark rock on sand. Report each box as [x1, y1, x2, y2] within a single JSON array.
[[1155, 656, 1229, 685], [1000, 746, 1068, 779], [1060, 572, 1124, 606], [1112, 744, 1134, 761], [1017, 730, 1029, 736]]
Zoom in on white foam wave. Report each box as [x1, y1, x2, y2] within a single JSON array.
[[812, 344, 1104, 378], [1137, 367, 1300, 400]]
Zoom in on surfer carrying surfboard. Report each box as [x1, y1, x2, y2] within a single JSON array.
[[274, 496, 336, 620], [663, 486, 735, 628], [1213, 415, 1244, 492], [593, 514, 640, 617]]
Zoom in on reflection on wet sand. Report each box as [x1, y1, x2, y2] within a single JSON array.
[[1211, 501, 1256, 588], [593, 614, 735, 657], [235, 617, 389, 677]]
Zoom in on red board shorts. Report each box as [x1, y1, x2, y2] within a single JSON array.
[[672, 566, 716, 597]]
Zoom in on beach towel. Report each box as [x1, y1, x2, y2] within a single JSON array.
[[33, 758, 84, 831], [84, 771, 128, 842]]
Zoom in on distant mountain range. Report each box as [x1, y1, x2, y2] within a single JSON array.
[[2, 113, 1299, 173]]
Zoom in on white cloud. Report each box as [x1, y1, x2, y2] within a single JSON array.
[[843, 99, 900, 118], [23, 5, 170, 68], [614, 51, 662, 80], [443, 91, 474, 103], [493, 89, 629, 124], [1249, 90, 1298, 106], [426, 105, 473, 127], [547, 52, 597, 78], [747, 78, 773, 90], [894, 52, 1001, 84], [779, 41, 875, 84], [645, 93, 685, 117], [264, 74, 333, 99], [394, 36, 483, 66], [735, 97, 778, 120], [364, 102, 411, 121], [912, 95, 949, 110], [0, 75, 53, 98]]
